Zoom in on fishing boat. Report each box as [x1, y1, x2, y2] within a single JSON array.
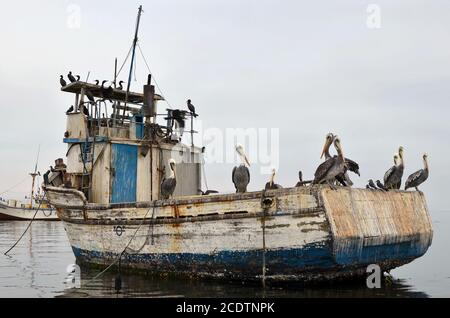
[[0, 170, 58, 221], [43, 7, 432, 283]]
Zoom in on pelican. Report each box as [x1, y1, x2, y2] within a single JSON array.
[[295, 171, 303, 187], [161, 159, 177, 199], [384, 147, 404, 190], [68, 71, 76, 83], [320, 133, 360, 186], [265, 168, 283, 190], [313, 137, 346, 189], [232, 144, 250, 193], [187, 99, 198, 117], [60, 75, 67, 87], [405, 154, 429, 191]]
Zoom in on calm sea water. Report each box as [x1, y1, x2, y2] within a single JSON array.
[[0, 211, 449, 298]]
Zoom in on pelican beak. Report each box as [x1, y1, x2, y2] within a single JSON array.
[[320, 138, 330, 159], [244, 155, 250, 166]]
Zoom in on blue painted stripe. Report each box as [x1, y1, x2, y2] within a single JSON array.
[[63, 137, 109, 144], [72, 242, 336, 275]]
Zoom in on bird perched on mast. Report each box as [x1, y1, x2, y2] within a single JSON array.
[[232, 144, 250, 193], [405, 153, 429, 191], [265, 168, 283, 190], [161, 159, 177, 199], [68, 71, 77, 83], [187, 99, 198, 117]]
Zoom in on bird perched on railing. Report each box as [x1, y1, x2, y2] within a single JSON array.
[[367, 179, 378, 190], [187, 99, 198, 117], [60, 75, 67, 87], [232, 144, 250, 193], [320, 133, 360, 186], [265, 168, 283, 190], [68, 71, 77, 83], [405, 153, 429, 191], [161, 159, 177, 199], [100, 80, 114, 102], [384, 147, 404, 190], [376, 180, 388, 191], [295, 171, 304, 187]]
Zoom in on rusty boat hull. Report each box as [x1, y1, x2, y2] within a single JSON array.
[[44, 185, 433, 283]]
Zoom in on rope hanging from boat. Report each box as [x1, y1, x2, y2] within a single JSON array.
[[3, 201, 43, 255]]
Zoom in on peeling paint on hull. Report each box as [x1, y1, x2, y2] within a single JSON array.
[[46, 186, 433, 283]]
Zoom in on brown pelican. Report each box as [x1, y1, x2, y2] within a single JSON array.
[[265, 168, 283, 190], [232, 144, 250, 193], [60, 75, 67, 87], [68, 71, 76, 83], [313, 137, 346, 189], [320, 133, 360, 186], [295, 171, 303, 187], [405, 154, 429, 191], [187, 99, 198, 117], [161, 159, 177, 199], [384, 147, 404, 190]]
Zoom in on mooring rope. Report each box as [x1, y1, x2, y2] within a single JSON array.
[[84, 204, 155, 285], [4, 201, 43, 255]]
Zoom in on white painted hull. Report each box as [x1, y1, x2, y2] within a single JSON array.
[[46, 186, 433, 282], [0, 203, 59, 221]]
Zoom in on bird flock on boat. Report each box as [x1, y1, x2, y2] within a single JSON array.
[[60, 73, 429, 199]]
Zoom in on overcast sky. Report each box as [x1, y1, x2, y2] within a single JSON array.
[[0, 0, 449, 212]]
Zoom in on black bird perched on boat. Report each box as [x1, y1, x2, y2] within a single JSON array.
[[60, 75, 67, 87], [66, 105, 74, 114], [94, 80, 100, 85], [384, 147, 404, 190], [117, 81, 124, 90], [82, 104, 89, 117], [161, 159, 177, 199], [313, 137, 346, 189], [187, 99, 198, 117], [368, 179, 378, 190], [68, 71, 77, 83], [101, 80, 114, 102], [76, 75, 81, 82], [405, 153, 429, 191], [295, 171, 304, 187], [198, 189, 219, 195], [265, 168, 283, 190], [376, 180, 388, 191], [232, 144, 250, 193], [85, 89, 95, 104]]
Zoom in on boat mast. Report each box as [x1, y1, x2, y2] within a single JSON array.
[[29, 145, 40, 207], [122, 5, 143, 124]]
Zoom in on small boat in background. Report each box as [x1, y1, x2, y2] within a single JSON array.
[[0, 163, 58, 221]]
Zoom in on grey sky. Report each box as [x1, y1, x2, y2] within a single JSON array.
[[0, 1, 449, 212]]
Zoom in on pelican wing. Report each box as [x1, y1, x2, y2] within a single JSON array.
[[383, 165, 397, 185], [405, 169, 426, 188], [345, 158, 360, 175], [313, 157, 335, 183]]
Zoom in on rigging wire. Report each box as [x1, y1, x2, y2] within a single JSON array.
[[137, 42, 173, 109], [0, 175, 30, 196], [116, 43, 134, 78]]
